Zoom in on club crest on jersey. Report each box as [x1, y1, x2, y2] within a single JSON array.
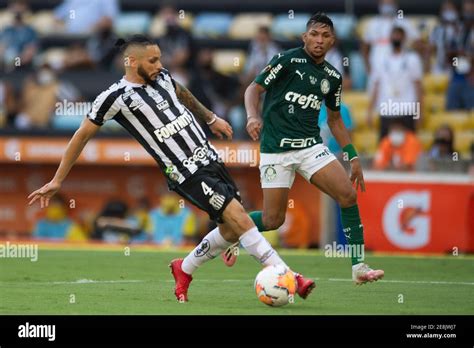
[[209, 192, 226, 211], [263, 165, 277, 182], [320, 79, 330, 94], [149, 89, 161, 99], [157, 99, 169, 111], [310, 76, 317, 85]]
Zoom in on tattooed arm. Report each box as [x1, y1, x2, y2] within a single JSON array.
[[174, 80, 233, 139]]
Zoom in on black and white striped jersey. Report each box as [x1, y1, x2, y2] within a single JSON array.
[[87, 69, 220, 186]]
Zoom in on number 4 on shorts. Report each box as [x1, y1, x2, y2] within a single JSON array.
[[201, 181, 214, 196]]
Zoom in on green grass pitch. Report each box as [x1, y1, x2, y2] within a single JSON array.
[[1, 247, 473, 315]]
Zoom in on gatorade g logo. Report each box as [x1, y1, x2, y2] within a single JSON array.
[[264, 64, 283, 85], [284, 92, 322, 110], [382, 191, 431, 249]]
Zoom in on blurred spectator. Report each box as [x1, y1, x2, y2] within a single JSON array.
[[429, 1, 463, 74], [368, 26, 423, 139], [149, 193, 196, 245], [92, 199, 140, 242], [33, 194, 86, 240], [15, 64, 81, 129], [0, 79, 17, 128], [54, 0, 119, 35], [158, 4, 194, 86], [325, 36, 352, 90], [428, 124, 456, 159], [469, 142, 474, 175], [445, 0, 474, 110], [362, 0, 420, 79], [318, 103, 354, 156], [85, 26, 119, 69], [418, 124, 458, 171], [242, 26, 281, 84], [0, 0, 38, 72], [188, 48, 239, 125], [373, 120, 422, 171], [129, 197, 153, 242]]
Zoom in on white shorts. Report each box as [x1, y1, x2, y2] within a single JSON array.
[[259, 144, 337, 188]]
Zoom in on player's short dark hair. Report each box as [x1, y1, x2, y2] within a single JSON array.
[[306, 12, 334, 31], [114, 35, 156, 53]]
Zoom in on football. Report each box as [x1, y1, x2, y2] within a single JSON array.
[[254, 264, 297, 307]]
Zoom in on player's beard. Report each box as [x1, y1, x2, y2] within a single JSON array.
[[137, 65, 156, 85]]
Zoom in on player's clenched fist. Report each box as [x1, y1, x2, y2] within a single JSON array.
[[28, 180, 61, 208], [246, 116, 262, 141]]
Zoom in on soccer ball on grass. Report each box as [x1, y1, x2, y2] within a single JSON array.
[[254, 264, 296, 307]]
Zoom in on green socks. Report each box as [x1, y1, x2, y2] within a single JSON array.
[[340, 204, 365, 265], [249, 211, 266, 232]]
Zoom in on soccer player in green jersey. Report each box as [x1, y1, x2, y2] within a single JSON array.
[[224, 12, 384, 287]]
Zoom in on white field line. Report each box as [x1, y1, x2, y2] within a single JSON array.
[[0, 279, 145, 285], [1, 278, 473, 286]]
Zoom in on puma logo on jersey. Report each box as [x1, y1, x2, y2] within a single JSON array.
[[295, 70, 306, 80], [285, 91, 322, 110]]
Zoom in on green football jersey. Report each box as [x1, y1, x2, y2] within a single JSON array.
[[254, 47, 343, 153]]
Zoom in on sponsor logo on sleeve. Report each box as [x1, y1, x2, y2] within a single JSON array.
[[264, 64, 283, 85], [323, 65, 341, 79]]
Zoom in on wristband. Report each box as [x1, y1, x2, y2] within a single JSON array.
[[342, 144, 358, 161], [206, 114, 217, 125]]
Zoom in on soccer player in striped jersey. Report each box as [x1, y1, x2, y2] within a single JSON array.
[[27, 35, 315, 301]]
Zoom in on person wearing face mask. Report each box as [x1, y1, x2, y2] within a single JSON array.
[[14, 64, 81, 129], [445, 0, 474, 110], [430, 1, 463, 74], [157, 4, 195, 87], [0, 0, 38, 71], [429, 124, 456, 159], [362, 0, 420, 78], [368, 26, 424, 140], [188, 48, 240, 137], [373, 121, 422, 171], [32, 194, 86, 240]]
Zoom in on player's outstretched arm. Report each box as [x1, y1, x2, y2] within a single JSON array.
[[174, 81, 232, 139], [27, 118, 100, 208], [327, 108, 366, 192], [244, 82, 265, 141]]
